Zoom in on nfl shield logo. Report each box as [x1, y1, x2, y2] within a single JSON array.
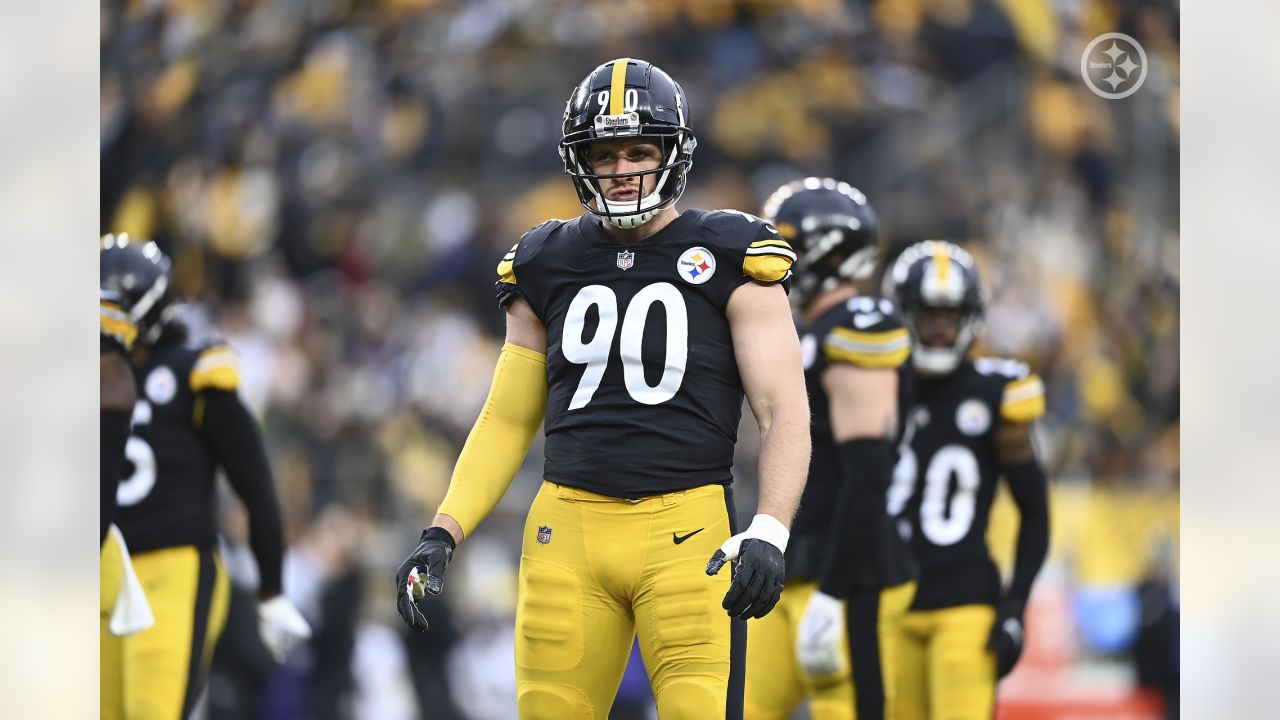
[[616, 250, 635, 270], [536, 526, 553, 544]]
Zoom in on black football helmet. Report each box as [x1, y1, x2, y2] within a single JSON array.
[[100, 233, 178, 347], [761, 177, 880, 309], [560, 58, 696, 229], [887, 240, 985, 375]]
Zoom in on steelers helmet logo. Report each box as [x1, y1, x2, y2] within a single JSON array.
[[677, 247, 716, 285], [146, 365, 178, 405], [956, 398, 991, 436]]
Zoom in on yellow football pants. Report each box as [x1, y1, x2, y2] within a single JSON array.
[[744, 579, 915, 720], [514, 481, 742, 719], [101, 545, 230, 720], [893, 605, 997, 720]]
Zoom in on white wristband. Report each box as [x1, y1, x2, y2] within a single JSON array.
[[744, 513, 790, 553]]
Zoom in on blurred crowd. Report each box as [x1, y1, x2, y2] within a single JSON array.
[[101, 0, 1179, 717]]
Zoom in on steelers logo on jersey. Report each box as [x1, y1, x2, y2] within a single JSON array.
[[955, 398, 991, 436], [145, 365, 178, 405], [676, 247, 716, 285]]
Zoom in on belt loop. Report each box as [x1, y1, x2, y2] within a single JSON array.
[[662, 492, 678, 507], [556, 483, 573, 502]]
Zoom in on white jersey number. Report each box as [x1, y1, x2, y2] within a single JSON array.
[[894, 444, 981, 546], [116, 400, 157, 507], [562, 283, 688, 410]]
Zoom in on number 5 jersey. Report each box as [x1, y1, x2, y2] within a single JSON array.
[[496, 210, 795, 499]]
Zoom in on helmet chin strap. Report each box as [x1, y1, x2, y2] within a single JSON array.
[[600, 191, 665, 229]]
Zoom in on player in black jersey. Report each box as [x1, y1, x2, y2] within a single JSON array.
[[101, 287, 138, 545], [744, 179, 916, 720], [395, 58, 811, 719], [885, 241, 1050, 720], [100, 235, 310, 720], [101, 280, 156, 670]]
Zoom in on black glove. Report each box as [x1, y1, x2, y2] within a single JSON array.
[[395, 527, 455, 632], [706, 514, 789, 619], [987, 596, 1026, 679]]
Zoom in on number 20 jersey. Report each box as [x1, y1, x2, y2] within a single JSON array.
[[496, 210, 795, 498], [890, 358, 1045, 610]]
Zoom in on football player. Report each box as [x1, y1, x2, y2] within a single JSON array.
[[885, 241, 1050, 720], [744, 179, 917, 720], [101, 283, 155, 656], [394, 58, 811, 719], [99, 235, 311, 720], [101, 288, 138, 544]]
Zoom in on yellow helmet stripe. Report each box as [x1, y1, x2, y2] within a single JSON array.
[[933, 242, 950, 285], [609, 58, 630, 115]]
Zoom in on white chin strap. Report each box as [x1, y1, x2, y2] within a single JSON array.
[[601, 192, 665, 229]]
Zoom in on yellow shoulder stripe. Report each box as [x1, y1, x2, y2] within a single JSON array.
[[496, 243, 518, 285], [743, 254, 793, 283], [748, 238, 794, 251], [1001, 375, 1045, 423], [100, 302, 137, 350], [190, 347, 240, 392], [824, 327, 910, 368]]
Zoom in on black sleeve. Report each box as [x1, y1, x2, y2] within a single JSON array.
[[199, 390, 285, 598], [1002, 458, 1050, 604], [817, 438, 895, 597], [101, 409, 131, 545]]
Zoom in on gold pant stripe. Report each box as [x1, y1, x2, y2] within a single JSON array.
[[101, 545, 230, 720]]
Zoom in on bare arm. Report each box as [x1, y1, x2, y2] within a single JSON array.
[[501, 296, 549, 354], [432, 297, 548, 544], [727, 282, 810, 527]]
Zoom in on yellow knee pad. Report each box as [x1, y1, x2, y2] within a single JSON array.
[[517, 682, 595, 719]]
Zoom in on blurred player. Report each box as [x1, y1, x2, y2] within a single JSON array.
[[394, 58, 810, 719], [100, 235, 310, 720], [101, 283, 155, 690], [885, 241, 1050, 720], [744, 179, 917, 720], [101, 288, 137, 544]]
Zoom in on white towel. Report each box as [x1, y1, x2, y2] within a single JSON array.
[[107, 525, 155, 636]]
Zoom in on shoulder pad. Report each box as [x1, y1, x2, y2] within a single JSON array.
[[100, 299, 137, 352], [189, 345, 240, 392], [495, 219, 565, 286], [974, 356, 1031, 379], [823, 296, 909, 368], [976, 357, 1044, 423], [702, 209, 796, 284]]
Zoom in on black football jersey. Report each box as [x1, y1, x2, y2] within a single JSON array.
[[787, 296, 916, 588], [115, 342, 242, 553], [495, 210, 795, 498], [890, 358, 1046, 610]]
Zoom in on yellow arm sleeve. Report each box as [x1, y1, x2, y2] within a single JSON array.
[[436, 343, 548, 537]]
